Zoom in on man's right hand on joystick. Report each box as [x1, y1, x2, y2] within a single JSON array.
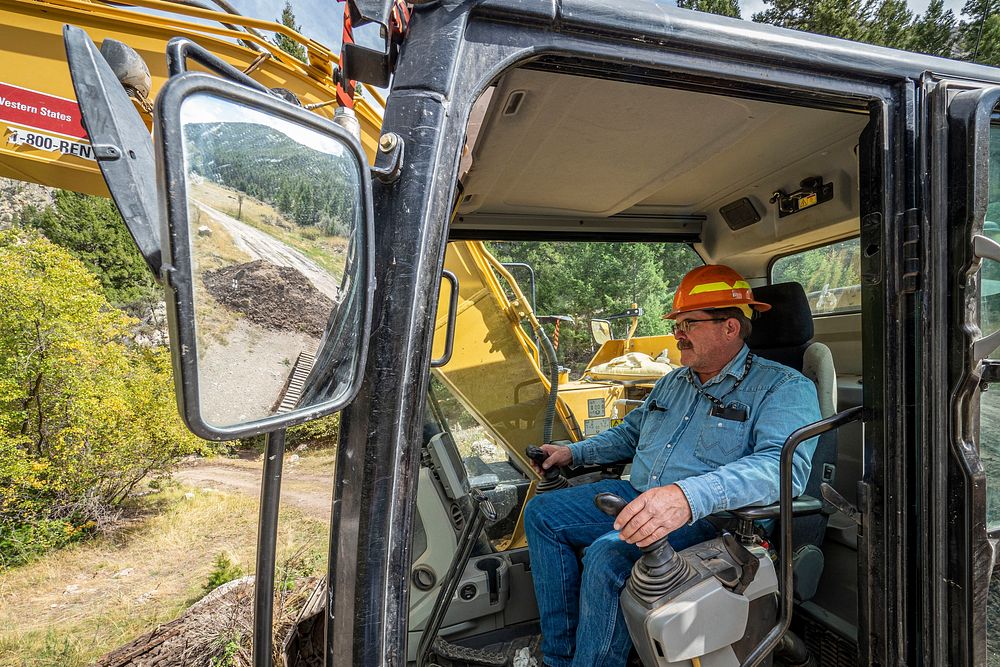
[[525, 444, 572, 475]]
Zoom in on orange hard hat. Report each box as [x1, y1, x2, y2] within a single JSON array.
[[664, 265, 771, 319]]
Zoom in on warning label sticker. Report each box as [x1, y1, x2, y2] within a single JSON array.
[[7, 127, 95, 161], [0, 82, 87, 140]]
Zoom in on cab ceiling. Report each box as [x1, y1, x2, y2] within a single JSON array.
[[455, 68, 870, 248]]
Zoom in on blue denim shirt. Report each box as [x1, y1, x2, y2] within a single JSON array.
[[567, 345, 821, 523]]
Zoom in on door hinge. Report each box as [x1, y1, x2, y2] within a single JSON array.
[[980, 359, 1000, 391], [900, 207, 921, 293]]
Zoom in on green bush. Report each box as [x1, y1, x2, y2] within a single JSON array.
[[204, 552, 245, 593], [286, 412, 340, 449], [0, 518, 90, 568], [209, 639, 242, 667], [0, 229, 209, 566]]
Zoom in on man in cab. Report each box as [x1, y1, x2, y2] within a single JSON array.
[[524, 264, 821, 667]]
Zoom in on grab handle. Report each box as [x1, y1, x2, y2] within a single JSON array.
[[431, 270, 458, 368]]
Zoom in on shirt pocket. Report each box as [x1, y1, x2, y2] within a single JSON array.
[[637, 405, 669, 451], [694, 401, 750, 467]]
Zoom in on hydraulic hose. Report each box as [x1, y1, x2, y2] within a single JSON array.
[[536, 326, 560, 444]]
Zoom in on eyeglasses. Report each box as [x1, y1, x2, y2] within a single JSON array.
[[673, 317, 728, 334]]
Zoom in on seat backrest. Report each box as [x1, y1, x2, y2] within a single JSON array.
[[746, 282, 837, 417], [746, 282, 838, 602]]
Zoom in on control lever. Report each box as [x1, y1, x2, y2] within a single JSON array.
[[526, 446, 569, 492], [594, 492, 697, 602], [415, 488, 498, 667], [720, 533, 759, 595]]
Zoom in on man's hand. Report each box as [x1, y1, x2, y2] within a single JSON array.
[[614, 484, 692, 548], [530, 443, 573, 474]]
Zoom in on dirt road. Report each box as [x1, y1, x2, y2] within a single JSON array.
[[197, 202, 342, 301], [173, 455, 335, 522]]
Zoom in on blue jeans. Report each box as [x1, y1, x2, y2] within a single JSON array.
[[523, 479, 718, 667]]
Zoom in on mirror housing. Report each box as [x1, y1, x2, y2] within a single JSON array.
[[155, 72, 374, 440], [591, 319, 612, 346], [63, 25, 162, 277]]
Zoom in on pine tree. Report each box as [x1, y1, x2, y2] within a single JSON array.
[[752, 0, 873, 41], [908, 0, 957, 57], [974, 14, 1000, 65], [753, 0, 964, 59], [16, 191, 156, 306], [865, 0, 914, 48], [273, 1, 307, 63], [960, 0, 1000, 65], [677, 0, 741, 19]]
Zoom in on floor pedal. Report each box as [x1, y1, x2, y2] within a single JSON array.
[[431, 637, 508, 666]]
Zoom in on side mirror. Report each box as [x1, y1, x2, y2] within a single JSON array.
[[591, 319, 612, 346], [155, 73, 374, 439]]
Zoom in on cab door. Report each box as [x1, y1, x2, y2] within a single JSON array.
[[932, 81, 1000, 665]]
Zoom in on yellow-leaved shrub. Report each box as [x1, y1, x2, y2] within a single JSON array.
[[0, 229, 208, 567]]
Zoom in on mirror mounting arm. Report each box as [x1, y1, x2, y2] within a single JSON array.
[[166, 38, 274, 97], [372, 132, 404, 183]]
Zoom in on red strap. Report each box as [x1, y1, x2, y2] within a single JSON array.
[[336, 1, 357, 109], [336, 0, 411, 109]]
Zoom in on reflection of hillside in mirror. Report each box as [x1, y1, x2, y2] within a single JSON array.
[[179, 93, 364, 428]]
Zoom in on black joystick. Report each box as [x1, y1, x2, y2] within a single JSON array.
[[526, 446, 569, 492], [594, 492, 698, 602]]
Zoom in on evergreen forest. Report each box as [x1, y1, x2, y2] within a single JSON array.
[[185, 121, 359, 237]]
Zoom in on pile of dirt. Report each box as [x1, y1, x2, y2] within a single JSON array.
[[203, 260, 334, 337]]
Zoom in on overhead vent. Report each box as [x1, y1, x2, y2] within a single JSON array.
[[720, 197, 761, 231]]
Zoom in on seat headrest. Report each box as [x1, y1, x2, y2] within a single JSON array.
[[747, 282, 814, 349]]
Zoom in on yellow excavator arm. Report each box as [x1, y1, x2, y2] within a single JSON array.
[[0, 0, 384, 195]]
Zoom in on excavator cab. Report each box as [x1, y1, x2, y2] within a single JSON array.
[[356, 5, 1000, 662]]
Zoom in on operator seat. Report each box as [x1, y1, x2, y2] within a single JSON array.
[[744, 281, 837, 602]]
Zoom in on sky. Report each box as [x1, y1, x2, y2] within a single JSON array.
[[224, 0, 380, 52], [223, 0, 971, 54]]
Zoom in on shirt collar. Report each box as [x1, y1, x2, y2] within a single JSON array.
[[686, 344, 751, 388]]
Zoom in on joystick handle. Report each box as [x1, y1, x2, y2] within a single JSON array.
[[525, 446, 570, 493], [593, 492, 676, 562], [526, 446, 560, 482], [595, 492, 629, 517], [592, 493, 697, 602]]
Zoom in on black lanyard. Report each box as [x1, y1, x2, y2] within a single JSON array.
[[684, 353, 754, 422]]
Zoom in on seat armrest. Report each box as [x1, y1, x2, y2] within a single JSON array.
[[722, 495, 823, 521]]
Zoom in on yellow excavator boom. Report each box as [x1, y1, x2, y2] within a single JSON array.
[[0, 0, 384, 195]]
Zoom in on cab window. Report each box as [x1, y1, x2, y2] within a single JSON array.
[[771, 238, 861, 315]]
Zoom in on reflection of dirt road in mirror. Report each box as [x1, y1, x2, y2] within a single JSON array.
[[196, 203, 341, 301], [199, 318, 318, 426]]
